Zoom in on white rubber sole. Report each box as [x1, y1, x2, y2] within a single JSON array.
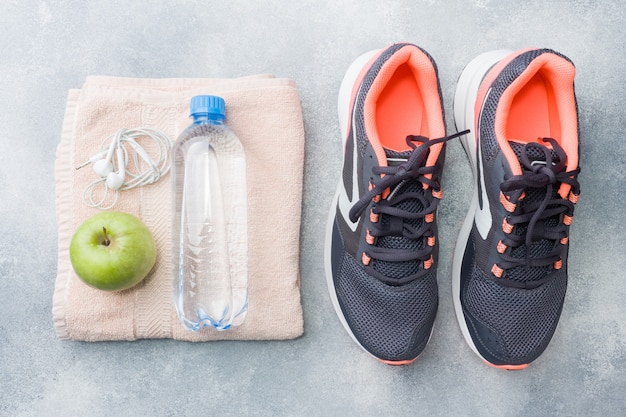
[[324, 49, 380, 359], [451, 49, 512, 362]]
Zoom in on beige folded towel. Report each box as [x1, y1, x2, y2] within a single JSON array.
[[53, 75, 304, 341]]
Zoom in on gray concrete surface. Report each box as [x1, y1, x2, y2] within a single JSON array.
[[2, 1, 624, 416]]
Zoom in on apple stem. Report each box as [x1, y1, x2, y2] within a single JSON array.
[[102, 226, 111, 246]]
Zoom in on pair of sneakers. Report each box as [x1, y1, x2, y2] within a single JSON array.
[[324, 43, 580, 369]]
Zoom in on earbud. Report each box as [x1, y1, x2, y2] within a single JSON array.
[[105, 138, 126, 190], [105, 172, 124, 190], [93, 158, 113, 177]]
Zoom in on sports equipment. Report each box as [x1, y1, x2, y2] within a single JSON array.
[[452, 48, 581, 369], [325, 43, 455, 364]]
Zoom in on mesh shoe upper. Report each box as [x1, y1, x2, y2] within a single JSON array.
[[326, 43, 448, 363], [462, 260, 567, 363], [458, 48, 580, 366], [336, 253, 438, 361]]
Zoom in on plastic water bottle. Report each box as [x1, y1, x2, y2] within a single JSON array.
[[172, 95, 248, 331]]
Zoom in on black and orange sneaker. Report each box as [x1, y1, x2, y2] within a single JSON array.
[[324, 43, 461, 364], [452, 48, 581, 369]]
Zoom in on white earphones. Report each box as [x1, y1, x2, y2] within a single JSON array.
[[76, 127, 172, 209], [80, 132, 126, 190]]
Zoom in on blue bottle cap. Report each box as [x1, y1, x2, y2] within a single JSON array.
[[189, 95, 226, 118]]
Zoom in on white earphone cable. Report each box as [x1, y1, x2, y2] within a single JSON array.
[[79, 127, 173, 210]]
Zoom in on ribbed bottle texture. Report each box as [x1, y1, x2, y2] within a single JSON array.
[[172, 95, 248, 331]]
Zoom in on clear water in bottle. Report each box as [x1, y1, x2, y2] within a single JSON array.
[[172, 95, 248, 331]]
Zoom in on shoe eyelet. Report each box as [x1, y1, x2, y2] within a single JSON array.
[[369, 208, 379, 223], [496, 240, 507, 254], [502, 216, 514, 234], [424, 255, 434, 269], [491, 264, 504, 278]]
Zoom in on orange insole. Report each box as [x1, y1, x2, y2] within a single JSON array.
[[376, 63, 426, 152], [506, 72, 560, 143]]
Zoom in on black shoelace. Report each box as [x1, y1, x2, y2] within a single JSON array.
[[498, 137, 580, 289], [349, 131, 467, 283]]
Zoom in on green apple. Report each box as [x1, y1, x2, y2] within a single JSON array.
[[69, 211, 157, 291]]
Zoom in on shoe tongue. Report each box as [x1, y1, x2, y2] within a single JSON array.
[[371, 148, 426, 281], [508, 140, 562, 203], [507, 141, 561, 284], [384, 148, 411, 167], [383, 148, 412, 200], [509, 140, 560, 167]]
